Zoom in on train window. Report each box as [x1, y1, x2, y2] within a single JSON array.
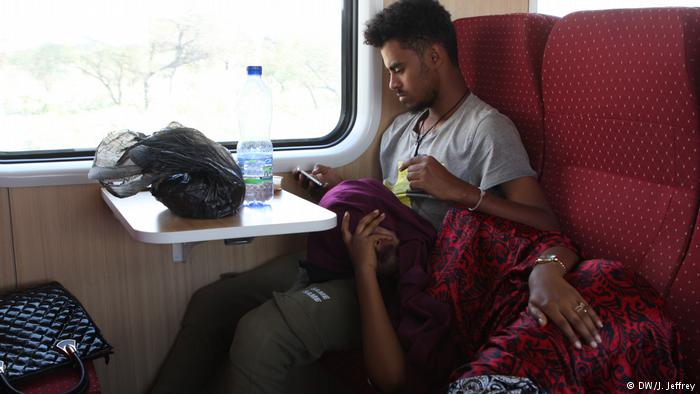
[[0, 0, 357, 162], [533, 0, 700, 16]]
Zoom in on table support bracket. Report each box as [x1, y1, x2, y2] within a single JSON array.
[[171, 242, 204, 263], [170, 238, 253, 263], [172, 243, 186, 263], [224, 237, 255, 246]]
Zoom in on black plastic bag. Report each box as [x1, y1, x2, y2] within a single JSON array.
[[88, 124, 245, 219]]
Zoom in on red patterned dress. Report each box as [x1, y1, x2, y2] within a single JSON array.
[[427, 208, 684, 393]]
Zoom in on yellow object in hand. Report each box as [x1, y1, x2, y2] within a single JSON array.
[[383, 161, 412, 207]]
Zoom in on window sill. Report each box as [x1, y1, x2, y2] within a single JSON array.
[[0, 129, 381, 188]]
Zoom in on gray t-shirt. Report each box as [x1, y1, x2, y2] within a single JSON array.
[[380, 93, 536, 229]]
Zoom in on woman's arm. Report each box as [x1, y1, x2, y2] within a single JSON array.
[[341, 211, 406, 393], [355, 267, 406, 392]]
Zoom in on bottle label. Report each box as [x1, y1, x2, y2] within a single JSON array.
[[238, 153, 273, 205], [244, 176, 272, 185], [239, 156, 273, 184]]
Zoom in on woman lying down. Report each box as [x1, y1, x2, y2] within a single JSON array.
[[303, 178, 683, 394]]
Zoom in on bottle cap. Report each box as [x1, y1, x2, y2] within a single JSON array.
[[246, 66, 263, 76]]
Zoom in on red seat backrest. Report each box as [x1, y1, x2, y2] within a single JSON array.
[[665, 8, 700, 383], [540, 8, 700, 295], [455, 14, 559, 174]]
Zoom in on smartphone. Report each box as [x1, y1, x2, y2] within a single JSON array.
[[297, 169, 324, 187]]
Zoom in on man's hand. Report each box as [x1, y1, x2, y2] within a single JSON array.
[[399, 156, 473, 202], [311, 164, 343, 189], [527, 266, 604, 350], [293, 164, 343, 199], [341, 211, 393, 275]]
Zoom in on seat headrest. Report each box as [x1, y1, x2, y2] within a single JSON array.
[[542, 8, 700, 188], [454, 13, 559, 174], [540, 8, 700, 293]]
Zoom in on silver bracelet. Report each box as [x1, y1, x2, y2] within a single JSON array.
[[467, 188, 486, 211]]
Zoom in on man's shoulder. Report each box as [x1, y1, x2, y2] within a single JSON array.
[[461, 93, 502, 121], [463, 94, 516, 133]]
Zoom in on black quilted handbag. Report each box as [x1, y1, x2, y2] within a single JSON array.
[[0, 282, 113, 394]]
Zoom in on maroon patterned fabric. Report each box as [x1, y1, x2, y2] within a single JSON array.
[[455, 14, 558, 174], [427, 209, 684, 393]]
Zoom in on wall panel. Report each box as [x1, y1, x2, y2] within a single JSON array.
[[10, 184, 305, 393], [384, 0, 528, 16], [442, 0, 528, 16], [0, 188, 15, 292]]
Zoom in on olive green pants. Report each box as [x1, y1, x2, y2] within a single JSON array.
[[151, 253, 302, 394], [150, 252, 361, 394], [228, 274, 361, 394]]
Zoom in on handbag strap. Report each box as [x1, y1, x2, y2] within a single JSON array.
[[0, 361, 23, 394], [0, 340, 89, 394]]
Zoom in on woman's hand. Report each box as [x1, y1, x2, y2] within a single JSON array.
[[341, 210, 393, 275], [527, 265, 604, 350]]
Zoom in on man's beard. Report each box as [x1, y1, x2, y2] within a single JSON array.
[[407, 60, 436, 114], [407, 88, 437, 114]]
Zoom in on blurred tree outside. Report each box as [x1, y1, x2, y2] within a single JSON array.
[[0, 9, 342, 152], [74, 46, 133, 106], [139, 19, 209, 110]]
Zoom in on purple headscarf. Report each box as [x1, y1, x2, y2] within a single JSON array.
[[306, 178, 456, 391]]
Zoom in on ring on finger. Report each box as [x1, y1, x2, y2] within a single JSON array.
[[574, 301, 588, 314]]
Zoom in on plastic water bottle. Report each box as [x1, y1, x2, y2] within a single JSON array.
[[237, 66, 273, 206]]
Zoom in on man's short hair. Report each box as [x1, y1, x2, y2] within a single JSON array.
[[363, 0, 458, 66]]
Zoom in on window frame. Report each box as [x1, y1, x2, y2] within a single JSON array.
[[529, 0, 538, 13], [0, 0, 384, 187]]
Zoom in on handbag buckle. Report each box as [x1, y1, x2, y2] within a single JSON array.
[[55, 339, 78, 356]]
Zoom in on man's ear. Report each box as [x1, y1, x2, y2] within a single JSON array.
[[429, 44, 445, 67]]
